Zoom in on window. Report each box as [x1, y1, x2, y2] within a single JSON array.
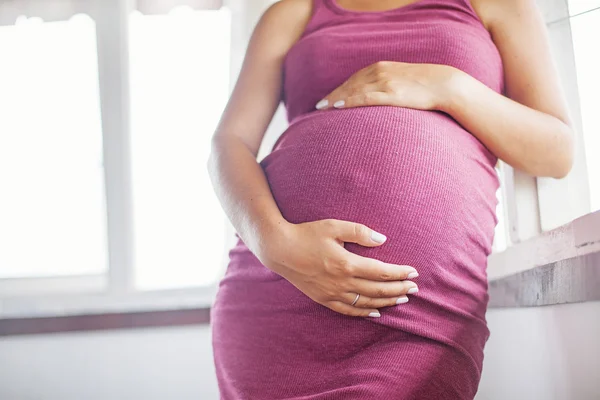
[[0, 1, 231, 318], [0, 15, 107, 279], [570, 6, 600, 211], [129, 7, 231, 290], [568, 0, 600, 15], [492, 170, 509, 253]]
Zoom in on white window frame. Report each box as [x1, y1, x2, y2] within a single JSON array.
[[0, 0, 229, 319], [0, 0, 598, 320], [488, 0, 599, 272]]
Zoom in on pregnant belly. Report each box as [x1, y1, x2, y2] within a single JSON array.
[[215, 106, 498, 370], [213, 108, 497, 397], [260, 106, 499, 273]]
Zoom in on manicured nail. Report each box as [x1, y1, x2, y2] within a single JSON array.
[[315, 99, 328, 109], [407, 287, 419, 294], [370, 230, 387, 243], [396, 296, 409, 304], [407, 271, 419, 279], [333, 100, 345, 108], [368, 312, 381, 318]]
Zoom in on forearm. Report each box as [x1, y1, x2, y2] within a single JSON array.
[[207, 135, 289, 263], [440, 69, 574, 178]]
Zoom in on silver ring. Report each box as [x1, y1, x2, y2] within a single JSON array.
[[351, 293, 360, 306]]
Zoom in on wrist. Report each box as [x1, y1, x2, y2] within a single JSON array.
[[436, 66, 469, 113], [254, 217, 295, 272]]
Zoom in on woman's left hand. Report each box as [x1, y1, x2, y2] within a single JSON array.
[[315, 61, 461, 112]]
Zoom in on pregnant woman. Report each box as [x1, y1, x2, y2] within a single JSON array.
[[208, 0, 573, 398]]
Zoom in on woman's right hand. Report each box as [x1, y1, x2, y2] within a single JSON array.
[[260, 219, 419, 318]]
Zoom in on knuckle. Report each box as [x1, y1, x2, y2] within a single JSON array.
[[375, 70, 387, 80], [376, 287, 388, 297], [330, 280, 346, 295], [347, 87, 360, 97], [343, 262, 356, 275], [323, 256, 336, 272], [337, 279, 351, 291], [374, 60, 389, 70], [353, 223, 368, 239], [379, 272, 392, 281], [336, 258, 352, 274], [382, 79, 395, 91], [324, 291, 338, 301], [361, 297, 374, 308]]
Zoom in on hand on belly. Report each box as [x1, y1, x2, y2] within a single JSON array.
[[258, 218, 420, 318]]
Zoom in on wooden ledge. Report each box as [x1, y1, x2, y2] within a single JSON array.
[[0, 308, 210, 337]]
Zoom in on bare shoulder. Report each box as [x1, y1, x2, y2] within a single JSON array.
[[258, 0, 313, 42], [468, 0, 570, 124], [468, 0, 541, 32], [213, 0, 314, 150]]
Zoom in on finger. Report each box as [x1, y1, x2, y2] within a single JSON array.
[[334, 91, 390, 109], [315, 76, 376, 110], [349, 254, 418, 281], [315, 82, 349, 110], [343, 292, 409, 309], [327, 219, 387, 246], [327, 301, 381, 318], [350, 279, 419, 299]]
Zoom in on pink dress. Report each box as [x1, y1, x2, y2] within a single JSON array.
[[212, 0, 504, 398]]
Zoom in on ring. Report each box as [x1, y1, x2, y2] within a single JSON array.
[[351, 293, 360, 306]]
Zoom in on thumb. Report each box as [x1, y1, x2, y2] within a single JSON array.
[[329, 220, 387, 247]]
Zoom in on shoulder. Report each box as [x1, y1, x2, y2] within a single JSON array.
[[468, 0, 542, 32], [259, 0, 313, 34], [267, 0, 313, 14], [245, 0, 314, 59]]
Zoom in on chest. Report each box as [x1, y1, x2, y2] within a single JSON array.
[[283, 15, 504, 101]]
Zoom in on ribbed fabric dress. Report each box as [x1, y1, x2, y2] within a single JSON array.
[[212, 0, 504, 398]]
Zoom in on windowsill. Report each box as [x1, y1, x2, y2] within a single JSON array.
[[0, 308, 210, 336], [488, 210, 600, 280], [0, 285, 217, 336], [488, 210, 600, 307], [0, 283, 217, 317]]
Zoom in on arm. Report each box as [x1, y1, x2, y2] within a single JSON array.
[[208, 0, 304, 258], [440, 0, 574, 178], [315, 0, 574, 178], [208, 0, 419, 317]]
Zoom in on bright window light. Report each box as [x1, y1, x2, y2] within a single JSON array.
[[0, 15, 108, 278], [129, 7, 231, 290], [492, 180, 508, 253], [567, 0, 600, 16], [571, 9, 600, 211]]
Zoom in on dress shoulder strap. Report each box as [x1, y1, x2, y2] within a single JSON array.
[[301, 0, 340, 37], [299, 0, 485, 38], [435, 0, 485, 25]]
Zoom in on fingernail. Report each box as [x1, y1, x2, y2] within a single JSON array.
[[396, 296, 409, 304], [407, 287, 419, 294], [333, 100, 345, 108], [368, 312, 381, 318], [407, 271, 419, 279], [315, 99, 328, 109], [370, 230, 387, 243]]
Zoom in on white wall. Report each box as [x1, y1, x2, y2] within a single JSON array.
[[477, 301, 600, 400], [2, 303, 599, 400], [0, 325, 219, 400]]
